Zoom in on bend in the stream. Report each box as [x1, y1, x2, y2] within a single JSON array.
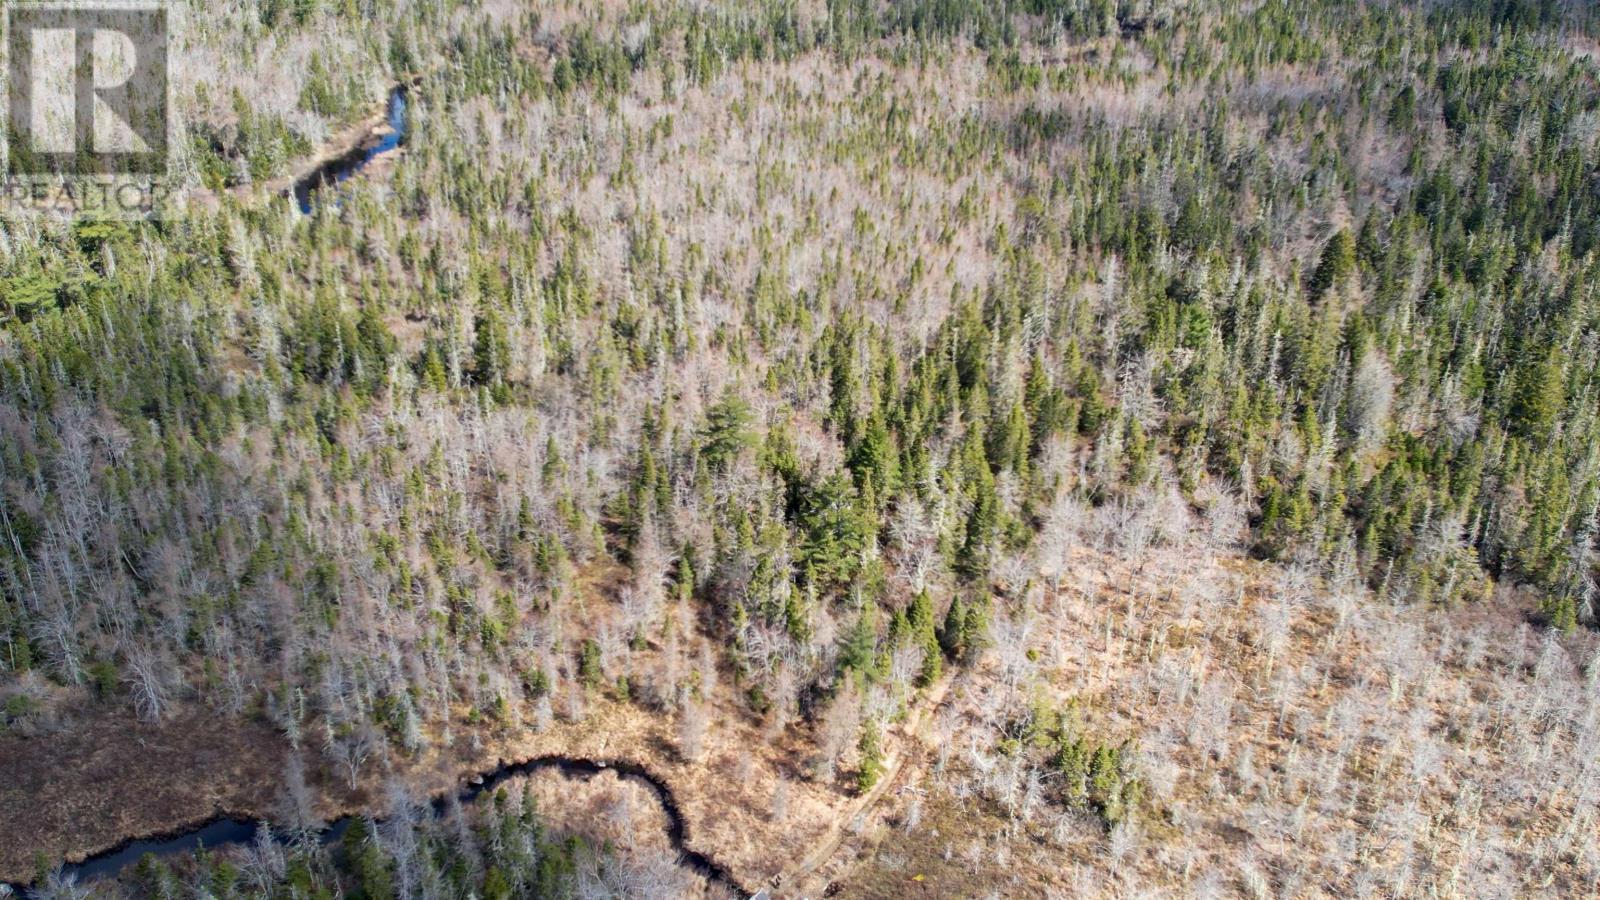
[[5, 755, 751, 898], [292, 85, 410, 214]]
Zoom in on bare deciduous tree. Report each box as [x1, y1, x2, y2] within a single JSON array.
[[1348, 350, 1395, 451], [125, 646, 172, 724], [678, 699, 708, 764], [771, 776, 790, 823]]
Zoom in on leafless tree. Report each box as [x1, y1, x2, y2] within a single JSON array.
[[887, 641, 925, 698], [815, 687, 861, 782], [889, 495, 943, 594], [325, 721, 379, 791], [565, 678, 587, 723], [1036, 492, 1087, 592], [379, 778, 425, 898], [991, 609, 1038, 693], [771, 776, 790, 823], [533, 693, 554, 733], [278, 751, 320, 837], [238, 823, 288, 896], [698, 637, 720, 700], [764, 662, 799, 741], [678, 698, 708, 763], [1255, 589, 1297, 682], [125, 645, 172, 723], [1108, 821, 1140, 869], [902, 794, 925, 833], [1348, 350, 1396, 451], [29, 868, 90, 900]]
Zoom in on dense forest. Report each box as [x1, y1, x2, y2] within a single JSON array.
[[4, 0, 1600, 896]]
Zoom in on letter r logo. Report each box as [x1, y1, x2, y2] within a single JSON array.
[[4, 1, 168, 177]]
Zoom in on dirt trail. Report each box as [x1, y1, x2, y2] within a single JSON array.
[[767, 675, 957, 898]]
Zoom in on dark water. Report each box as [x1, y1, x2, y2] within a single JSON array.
[[5, 755, 750, 897], [45, 818, 261, 884], [292, 88, 409, 214]]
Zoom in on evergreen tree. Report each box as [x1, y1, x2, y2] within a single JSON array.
[[856, 719, 885, 793], [1510, 349, 1565, 440], [701, 392, 756, 471], [1308, 229, 1357, 301], [473, 307, 511, 388]]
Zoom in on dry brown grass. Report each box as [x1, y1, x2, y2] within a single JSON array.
[[0, 708, 286, 881]]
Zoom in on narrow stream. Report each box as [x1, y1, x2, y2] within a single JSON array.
[[5, 755, 749, 897], [291, 87, 410, 214]]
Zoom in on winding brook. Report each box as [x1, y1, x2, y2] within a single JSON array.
[[5, 755, 749, 896], [291, 86, 410, 214]]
